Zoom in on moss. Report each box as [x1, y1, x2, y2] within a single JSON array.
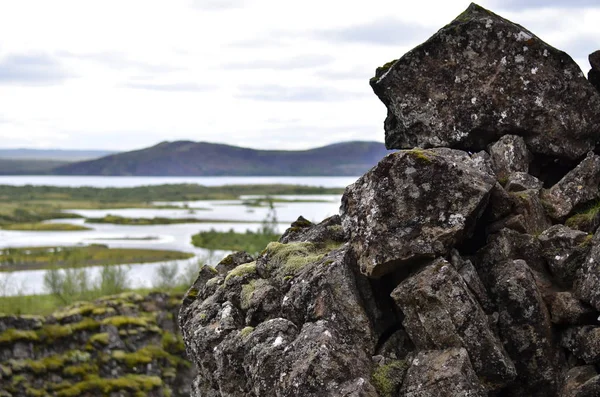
[[579, 234, 594, 248], [101, 315, 150, 328], [91, 306, 116, 316], [52, 303, 96, 321], [8, 351, 89, 375], [56, 374, 163, 397], [327, 224, 343, 233], [406, 148, 433, 163], [371, 360, 408, 397], [38, 318, 99, 343], [265, 241, 342, 276], [62, 363, 98, 377], [186, 287, 199, 298], [12, 374, 27, 385], [240, 326, 254, 338], [161, 331, 185, 354], [0, 329, 39, 344], [25, 386, 45, 396], [89, 332, 110, 345], [240, 279, 270, 310], [225, 261, 257, 282], [111, 345, 189, 369]]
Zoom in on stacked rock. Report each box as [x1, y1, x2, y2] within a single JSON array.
[[179, 3, 600, 396]]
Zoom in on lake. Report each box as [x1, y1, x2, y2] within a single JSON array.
[[0, 175, 353, 296], [0, 175, 359, 188]]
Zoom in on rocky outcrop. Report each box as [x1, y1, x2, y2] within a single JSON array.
[[589, 50, 600, 93], [179, 3, 600, 397], [0, 292, 193, 397], [370, 3, 600, 160]]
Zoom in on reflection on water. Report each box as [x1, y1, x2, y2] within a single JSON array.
[[0, 195, 343, 296]]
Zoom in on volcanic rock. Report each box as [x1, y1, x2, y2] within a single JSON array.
[[370, 3, 600, 160]]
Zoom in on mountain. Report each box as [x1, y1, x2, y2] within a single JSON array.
[[0, 159, 70, 175], [52, 141, 391, 176], [0, 148, 117, 161]]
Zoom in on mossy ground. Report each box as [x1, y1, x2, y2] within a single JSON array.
[[0, 291, 188, 397], [1, 223, 91, 231]]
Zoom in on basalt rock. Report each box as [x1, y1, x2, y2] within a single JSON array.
[[370, 3, 600, 160], [179, 3, 600, 396], [341, 148, 495, 278], [589, 50, 600, 93]]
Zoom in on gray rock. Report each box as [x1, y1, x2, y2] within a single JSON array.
[[279, 215, 345, 245], [215, 251, 254, 275], [399, 348, 486, 397], [488, 135, 531, 181], [489, 259, 562, 396], [370, 3, 600, 160], [545, 291, 597, 325], [505, 172, 543, 192], [341, 148, 495, 277], [541, 152, 600, 221], [538, 225, 592, 287], [561, 366, 600, 397], [508, 189, 552, 235], [449, 249, 494, 312], [590, 50, 600, 71], [179, 217, 390, 396], [391, 258, 516, 387], [589, 69, 600, 93], [574, 231, 600, 311], [561, 326, 600, 364]]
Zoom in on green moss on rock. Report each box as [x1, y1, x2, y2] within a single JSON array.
[[0, 329, 39, 345], [225, 261, 257, 282], [371, 360, 408, 397]]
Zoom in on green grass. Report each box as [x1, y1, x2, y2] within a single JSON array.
[[0, 245, 194, 272], [1, 223, 91, 231], [85, 214, 258, 225], [191, 229, 279, 254]]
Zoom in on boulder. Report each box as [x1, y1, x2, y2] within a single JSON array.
[[341, 148, 495, 277], [589, 50, 600, 93], [399, 348, 486, 397], [561, 326, 600, 364], [545, 292, 597, 325], [391, 258, 515, 387], [488, 135, 531, 181], [215, 251, 254, 275], [488, 259, 562, 396], [574, 231, 600, 311], [370, 3, 600, 160], [561, 366, 600, 397], [541, 152, 600, 221], [505, 172, 543, 193], [538, 225, 591, 287]]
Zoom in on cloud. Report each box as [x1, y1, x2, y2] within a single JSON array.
[[123, 82, 215, 92], [0, 53, 71, 85], [315, 18, 431, 46], [189, 0, 245, 11], [490, 0, 600, 9], [558, 34, 599, 65], [59, 51, 177, 73], [223, 54, 334, 70], [237, 84, 367, 102], [316, 67, 372, 81]]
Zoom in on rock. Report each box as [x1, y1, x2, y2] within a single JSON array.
[[489, 259, 561, 396], [341, 148, 495, 277], [279, 215, 345, 245], [545, 292, 597, 325], [561, 366, 600, 397], [590, 50, 600, 71], [399, 348, 486, 397], [391, 258, 516, 387], [574, 231, 600, 311], [565, 207, 600, 234], [561, 326, 600, 364], [179, 217, 391, 396], [589, 69, 600, 93], [538, 225, 591, 287], [509, 189, 552, 235], [370, 3, 600, 160], [449, 249, 494, 312], [505, 172, 543, 192], [541, 152, 600, 221], [215, 251, 254, 275], [488, 135, 531, 181]]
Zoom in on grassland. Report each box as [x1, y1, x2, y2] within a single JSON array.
[[85, 214, 258, 225], [0, 245, 194, 272], [1, 223, 91, 231], [191, 229, 280, 254]]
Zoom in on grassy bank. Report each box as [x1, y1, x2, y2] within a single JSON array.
[[1, 222, 91, 231], [85, 214, 258, 225], [0, 245, 194, 272], [191, 229, 279, 254]]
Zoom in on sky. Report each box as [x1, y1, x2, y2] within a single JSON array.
[[0, 0, 598, 151]]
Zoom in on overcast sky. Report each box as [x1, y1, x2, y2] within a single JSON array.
[[0, 0, 598, 151]]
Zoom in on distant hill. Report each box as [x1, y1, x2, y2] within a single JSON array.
[[0, 148, 117, 161], [0, 159, 70, 175], [52, 141, 391, 176]]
